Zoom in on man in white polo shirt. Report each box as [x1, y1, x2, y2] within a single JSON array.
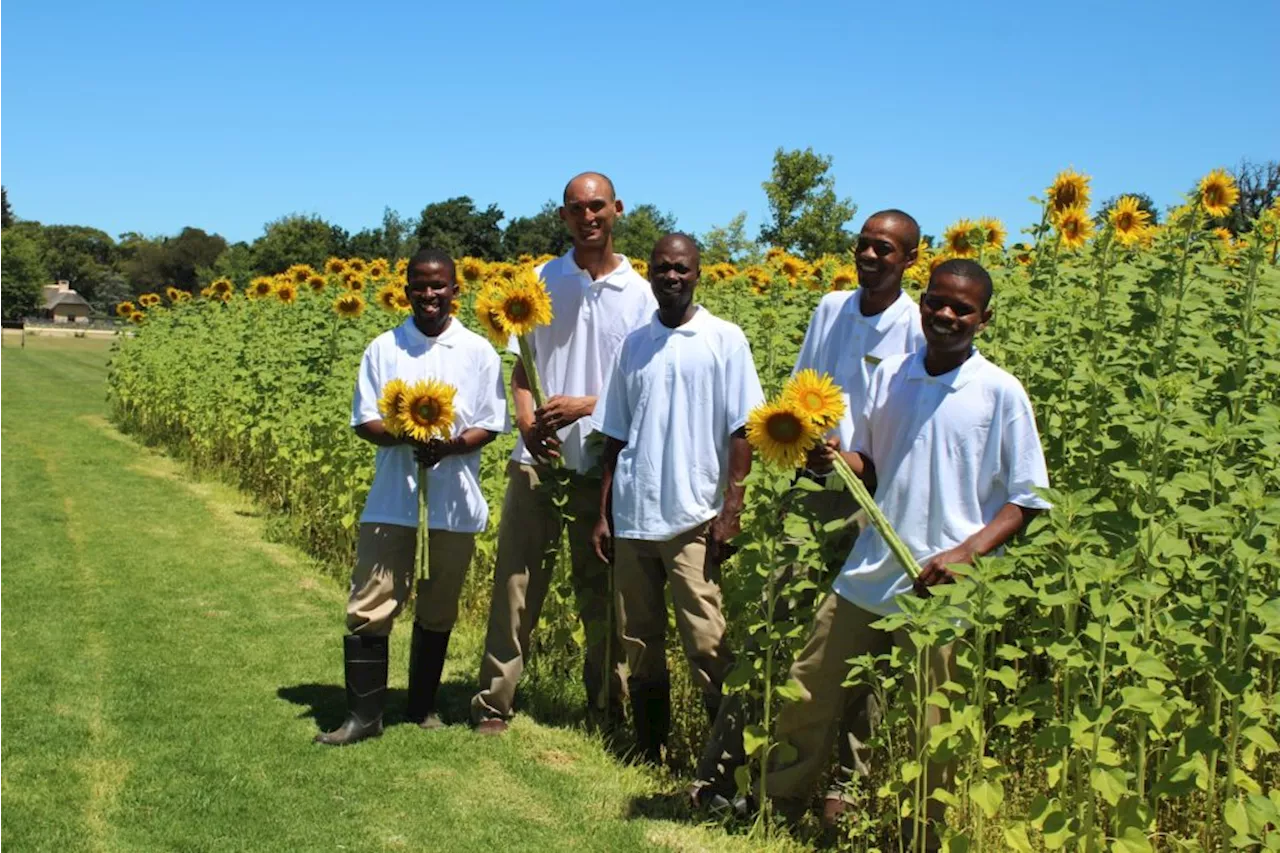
[[471, 172, 657, 734], [591, 233, 764, 764], [316, 248, 508, 746], [764, 258, 1051, 844]]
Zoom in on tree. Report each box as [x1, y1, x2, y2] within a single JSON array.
[[198, 242, 255, 288], [415, 197, 505, 260], [759, 147, 857, 258], [1, 227, 48, 318], [347, 208, 418, 261], [120, 227, 228, 293], [1226, 159, 1280, 233], [1096, 193, 1160, 227], [503, 201, 572, 258], [611, 203, 678, 259], [700, 212, 758, 265], [2, 186, 14, 229], [37, 224, 118, 303], [252, 214, 342, 274]]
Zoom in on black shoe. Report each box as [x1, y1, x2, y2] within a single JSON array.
[[314, 634, 388, 746], [406, 624, 450, 729], [628, 677, 671, 766]]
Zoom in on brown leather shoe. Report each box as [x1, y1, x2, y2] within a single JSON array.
[[475, 719, 509, 736]]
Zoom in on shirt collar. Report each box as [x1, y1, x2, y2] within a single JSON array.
[[401, 315, 459, 348], [649, 305, 710, 339], [562, 249, 634, 290], [846, 288, 914, 330], [905, 347, 986, 391]]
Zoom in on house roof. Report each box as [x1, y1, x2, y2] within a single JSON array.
[[44, 291, 92, 311]]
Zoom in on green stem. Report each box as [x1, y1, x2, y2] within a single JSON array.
[[416, 462, 430, 581], [830, 455, 920, 579], [516, 334, 546, 409]]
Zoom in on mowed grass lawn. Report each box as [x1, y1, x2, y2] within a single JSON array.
[[1, 336, 798, 853]]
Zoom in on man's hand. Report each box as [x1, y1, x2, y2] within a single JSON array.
[[413, 438, 455, 469], [913, 544, 975, 595], [518, 418, 562, 463], [536, 395, 594, 433], [707, 511, 741, 567], [804, 437, 840, 476], [591, 516, 613, 564]]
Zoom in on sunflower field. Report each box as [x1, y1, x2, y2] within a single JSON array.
[[108, 170, 1280, 851]]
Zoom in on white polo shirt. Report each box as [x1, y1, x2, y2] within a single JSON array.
[[352, 317, 508, 532], [509, 250, 657, 475], [833, 349, 1051, 615], [593, 307, 765, 541], [793, 289, 925, 446]]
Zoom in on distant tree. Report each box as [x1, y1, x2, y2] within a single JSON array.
[[415, 197, 505, 260], [89, 272, 132, 314], [1, 186, 14, 229], [198, 242, 255, 289], [348, 208, 418, 261], [503, 201, 572, 258], [759, 147, 857, 258], [700, 212, 758, 265], [37, 224, 118, 303], [252, 214, 342, 274], [1096, 193, 1161, 227], [1, 227, 48, 318], [1226, 159, 1280, 233], [164, 227, 227, 290], [612, 203, 678, 259]]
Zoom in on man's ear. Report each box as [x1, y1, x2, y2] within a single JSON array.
[[978, 306, 994, 333]]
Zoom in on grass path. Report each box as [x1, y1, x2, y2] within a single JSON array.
[[1, 338, 795, 852]]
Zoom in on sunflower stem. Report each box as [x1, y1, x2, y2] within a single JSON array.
[[829, 454, 919, 580], [416, 461, 430, 581], [516, 334, 545, 409]]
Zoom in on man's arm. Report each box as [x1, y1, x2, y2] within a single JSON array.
[[708, 429, 752, 565], [354, 420, 401, 447], [591, 436, 625, 563], [914, 502, 1043, 592], [513, 359, 559, 461], [414, 427, 499, 468]]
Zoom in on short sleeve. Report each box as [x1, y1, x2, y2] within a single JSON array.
[[351, 345, 382, 427], [470, 348, 509, 434], [850, 362, 884, 457], [594, 341, 632, 442], [725, 338, 765, 433], [1000, 390, 1052, 510]]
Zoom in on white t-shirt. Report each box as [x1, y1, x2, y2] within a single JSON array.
[[793, 289, 925, 447], [509, 250, 657, 475], [833, 349, 1052, 615], [593, 307, 765, 541], [352, 317, 508, 532]]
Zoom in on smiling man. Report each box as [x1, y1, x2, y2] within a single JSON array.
[[315, 248, 507, 746], [471, 172, 657, 734], [590, 233, 764, 764], [763, 259, 1051, 845]]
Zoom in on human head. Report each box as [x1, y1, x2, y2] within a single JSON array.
[[405, 248, 457, 335], [649, 232, 700, 324], [855, 209, 920, 292], [560, 172, 623, 250], [920, 258, 993, 355]]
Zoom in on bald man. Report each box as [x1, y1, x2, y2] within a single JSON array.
[[471, 172, 657, 734], [590, 233, 764, 764]]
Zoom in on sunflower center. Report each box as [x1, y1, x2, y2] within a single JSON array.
[[506, 299, 531, 321], [416, 401, 441, 422], [801, 392, 823, 412], [765, 412, 803, 443]]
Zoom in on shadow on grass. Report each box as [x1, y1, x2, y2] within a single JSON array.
[[276, 678, 490, 731]]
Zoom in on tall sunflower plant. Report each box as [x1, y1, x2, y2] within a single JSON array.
[[379, 378, 458, 581]]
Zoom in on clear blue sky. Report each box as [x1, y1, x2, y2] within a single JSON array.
[[3, 0, 1277, 247]]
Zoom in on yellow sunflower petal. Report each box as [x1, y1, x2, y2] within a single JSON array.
[[746, 401, 821, 469], [782, 370, 846, 434], [396, 379, 457, 443]]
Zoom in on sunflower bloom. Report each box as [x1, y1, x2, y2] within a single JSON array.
[[944, 220, 979, 258], [1048, 169, 1091, 213], [746, 401, 820, 469], [334, 292, 366, 319], [306, 273, 327, 293], [977, 217, 1006, 249], [830, 266, 857, 289], [1212, 227, 1235, 254], [275, 282, 298, 304], [324, 257, 347, 275], [473, 287, 511, 348], [1108, 196, 1152, 247], [394, 258, 409, 278], [1054, 205, 1094, 249], [165, 286, 183, 302], [1198, 169, 1239, 218], [764, 246, 786, 263], [129, 311, 146, 324], [248, 277, 275, 299], [367, 258, 390, 280], [396, 379, 457, 444], [458, 257, 487, 285], [783, 370, 846, 434], [778, 254, 808, 284], [287, 264, 317, 284], [139, 293, 162, 307], [346, 258, 368, 275], [116, 301, 136, 317], [375, 283, 404, 312], [209, 278, 234, 297], [631, 259, 648, 279], [342, 271, 366, 292], [494, 271, 553, 337], [378, 378, 409, 436], [393, 290, 412, 312]]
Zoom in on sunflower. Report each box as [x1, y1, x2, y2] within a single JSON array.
[[377, 378, 409, 436], [783, 370, 846, 434], [457, 257, 486, 286], [306, 273, 327, 293], [342, 271, 367, 292], [631, 259, 648, 278], [209, 278, 234, 297], [393, 290, 412, 312], [375, 283, 405, 312], [275, 281, 299, 304], [324, 257, 348, 275], [1212, 227, 1235, 254], [287, 264, 317, 284], [746, 400, 820, 469], [367, 258, 390, 280], [394, 258, 409, 278], [943, 219, 979, 257], [516, 254, 534, 265], [138, 293, 161, 307], [346, 257, 368, 275], [174, 290, 192, 303], [489, 262, 518, 282], [333, 292, 366, 319], [397, 379, 457, 443], [778, 254, 808, 284], [129, 311, 146, 324], [1011, 244, 1034, 266], [830, 265, 857, 289], [199, 287, 212, 298], [764, 246, 786, 263], [248, 277, 275, 299], [116, 301, 136, 317], [1108, 196, 1152, 247], [1048, 169, 1091, 213], [494, 271, 553, 337], [977, 217, 1006, 249], [743, 265, 771, 290], [1198, 169, 1239, 218], [705, 263, 735, 283], [473, 286, 511, 347], [165, 286, 184, 302], [1054, 204, 1094, 250]]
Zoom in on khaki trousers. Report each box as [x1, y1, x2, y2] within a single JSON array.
[[346, 523, 476, 636], [612, 522, 733, 697], [471, 462, 625, 723], [767, 592, 954, 824]]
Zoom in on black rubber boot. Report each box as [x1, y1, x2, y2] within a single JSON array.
[[406, 624, 450, 729], [629, 677, 671, 766], [314, 634, 388, 746]]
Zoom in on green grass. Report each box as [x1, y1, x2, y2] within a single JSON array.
[[0, 337, 803, 852]]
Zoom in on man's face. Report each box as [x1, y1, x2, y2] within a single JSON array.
[[855, 215, 917, 291], [920, 272, 990, 355], [560, 176, 622, 248], [650, 241, 699, 317], [405, 261, 456, 328]]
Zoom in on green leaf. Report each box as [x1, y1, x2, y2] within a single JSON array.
[[969, 779, 1004, 819], [1110, 827, 1153, 853], [774, 678, 805, 703], [1091, 767, 1129, 806], [742, 725, 767, 757]]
